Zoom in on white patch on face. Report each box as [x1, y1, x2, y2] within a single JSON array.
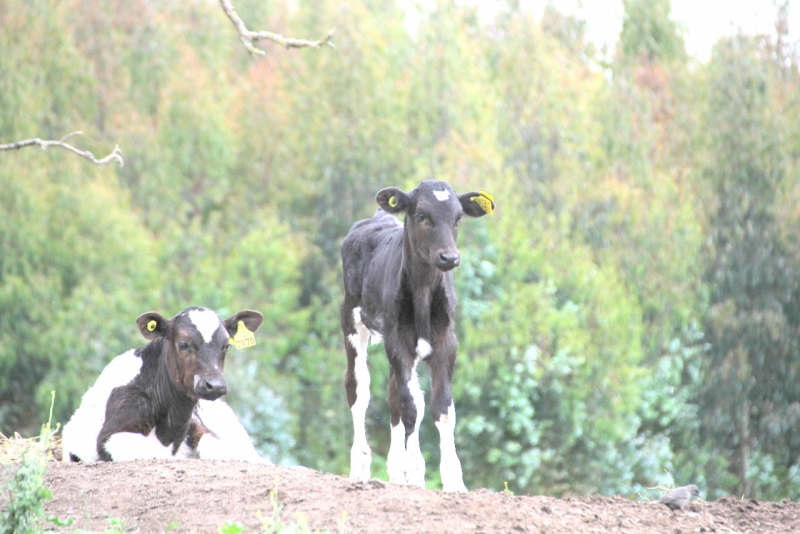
[[349, 307, 373, 481], [62, 350, 143, 462], [433, 190, 450, 201], [188, 308, 224, 343], [193, 374, 201, 390], [436, 403, 467, 492], [416, 338, 432, 359]]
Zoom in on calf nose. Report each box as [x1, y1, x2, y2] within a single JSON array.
[[197, 376, 228, 400], [438, 251, 461, 270]]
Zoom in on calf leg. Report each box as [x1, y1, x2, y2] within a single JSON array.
[[103, 431, 176, 461], [430, 335, 467, 493], [386, 353, 426, 488], [343, 304, 372, 481]]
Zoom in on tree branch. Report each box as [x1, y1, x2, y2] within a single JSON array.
[[0, 132, 124, 167], [218, 0, 335, 57]]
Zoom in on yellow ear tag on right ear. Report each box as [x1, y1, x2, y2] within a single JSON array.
[[388, 195, 398, 208], [470, 190, 494, 215], [232, 320, 256, 350], [147, 320, 157, 332]]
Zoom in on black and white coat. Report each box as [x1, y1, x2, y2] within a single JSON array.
[[62, 307, 266, 463], [340, 180, 494, 492]]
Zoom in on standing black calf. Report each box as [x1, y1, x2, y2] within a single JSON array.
[[340, 180, 494, 492]]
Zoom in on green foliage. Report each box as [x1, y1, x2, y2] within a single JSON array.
[[1, 445, 53, 533], [620, 0, 686, 62], [697, 33, 800, 498], [2, 0, 799, 502], [1, 393, 61, 534]]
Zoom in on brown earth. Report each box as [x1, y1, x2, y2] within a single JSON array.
[[28, 460, 799, 533]]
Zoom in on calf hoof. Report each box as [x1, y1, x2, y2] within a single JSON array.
[[442, 481, 468, 493], [349, 444, 372, 481]]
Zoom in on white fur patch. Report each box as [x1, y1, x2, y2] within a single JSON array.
[[386, 422, 407, 484], [349, 307, 372, 481], [416, 339, 432, 359], [62, 350, 143, 462], [188, 308, 223, 343], [192, 399, 266, 462], [406, 360, 426, 488], [368, 330, 383, 345], [433, 190, 450, 201], [104, 429, 175, 461], [436, 403, 467, 492]]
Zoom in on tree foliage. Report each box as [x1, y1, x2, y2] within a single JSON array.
[[1, 0, 799, 500]]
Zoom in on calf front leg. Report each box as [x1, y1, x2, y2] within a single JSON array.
[[430, 337, 467, 493], [386, 354, 426, 488]]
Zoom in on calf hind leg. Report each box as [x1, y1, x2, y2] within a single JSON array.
[[343, 304, 372, 481]]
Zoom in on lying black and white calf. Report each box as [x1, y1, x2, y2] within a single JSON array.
[[62, 307, 266, 462]]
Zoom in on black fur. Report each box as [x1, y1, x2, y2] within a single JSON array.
[[341, 180, 492, 440], [93, 307, 263, 461]]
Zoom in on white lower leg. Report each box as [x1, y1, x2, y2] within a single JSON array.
[[405, 367, 426, 488], [386, 421, 407, 484], [436, 403, 467, 493], [348, 309, 372, 481]]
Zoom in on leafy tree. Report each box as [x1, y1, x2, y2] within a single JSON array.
[[698, 34, 800, 498], [619, 0, 686, 63]]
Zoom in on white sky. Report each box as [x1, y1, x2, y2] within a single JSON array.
[[519, 0, 799, 61]]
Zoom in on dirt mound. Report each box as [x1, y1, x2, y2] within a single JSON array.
[[33, 460, 800, 533]]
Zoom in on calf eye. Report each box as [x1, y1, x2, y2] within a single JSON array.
[[177, 341, 190, 351], [416, 212, 426, 222]]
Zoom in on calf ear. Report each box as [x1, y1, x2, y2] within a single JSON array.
[[459, 190, 495, 217], [223, 310, 264, 336], [376, 187, 410, 214], [136, 312, 169, 340]]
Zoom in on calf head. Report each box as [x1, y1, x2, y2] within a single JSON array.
[[376, 180, 494, 271], [135, 307, 264, 401]]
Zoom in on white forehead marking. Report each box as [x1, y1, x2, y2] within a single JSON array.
[[433, 190, 450, 201], [188, 308, 224, 343]]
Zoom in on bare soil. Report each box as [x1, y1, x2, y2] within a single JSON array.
[[25, 460, 798, 533]]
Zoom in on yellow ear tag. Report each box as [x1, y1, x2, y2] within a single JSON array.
[[470, 190, 494, 215], [147, 320, 157, 332], [231, 320, 256, 350], [388, 195, 398, 208]]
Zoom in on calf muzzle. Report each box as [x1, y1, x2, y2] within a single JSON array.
[[196, 376, 228, 400]]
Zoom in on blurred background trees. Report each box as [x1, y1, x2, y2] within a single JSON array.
[[2, 0, 800, 500]]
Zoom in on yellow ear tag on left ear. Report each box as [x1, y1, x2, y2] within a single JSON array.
[[470, 190, 494, 215], [147, 320, 157, 332], [388, 195, 398, 208], [231, 320, 256, 350]]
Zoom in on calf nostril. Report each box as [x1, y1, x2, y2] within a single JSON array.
[[440, 252, 460, 264]]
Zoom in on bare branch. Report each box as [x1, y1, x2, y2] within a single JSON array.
[[219, 0, 335, 57], [0, 131, 124, 167]]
